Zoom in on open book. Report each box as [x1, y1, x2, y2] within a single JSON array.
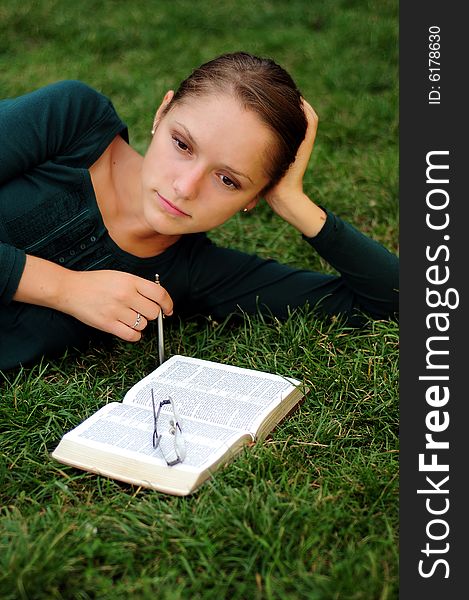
[[52, 355, 307, 496]]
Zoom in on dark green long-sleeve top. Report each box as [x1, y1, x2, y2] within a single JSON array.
[[0, 81, 398, 369]]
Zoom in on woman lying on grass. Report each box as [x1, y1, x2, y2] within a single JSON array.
[[0, 52, 398, 371]]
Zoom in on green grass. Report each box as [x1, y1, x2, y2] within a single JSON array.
[[0, 1, 398, 598]]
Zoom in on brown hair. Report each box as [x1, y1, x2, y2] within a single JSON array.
[[163, 52, 308, 191]]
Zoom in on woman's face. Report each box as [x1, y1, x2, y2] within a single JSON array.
[[140, 92, 274, 235]]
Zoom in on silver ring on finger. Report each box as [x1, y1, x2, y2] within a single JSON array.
[[132, 312, 142, 330]]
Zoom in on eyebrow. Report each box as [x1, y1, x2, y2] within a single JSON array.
[[174, 121, 254, 184]]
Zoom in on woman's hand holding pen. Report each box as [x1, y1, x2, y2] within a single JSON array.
[[263, 100, 327, 238], [14, 255, 173, 342], [59, 269, 173, 342]]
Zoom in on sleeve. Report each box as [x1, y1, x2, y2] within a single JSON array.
[[0, 242, 26, 305], [0, 80, 128, 184], [304, 208, 399, 320], [181, 209, 398, 325]]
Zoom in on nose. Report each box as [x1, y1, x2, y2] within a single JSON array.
[[172, 163, 204, 201]]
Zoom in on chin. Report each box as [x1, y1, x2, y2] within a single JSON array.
[[146, 213, 192, 236]]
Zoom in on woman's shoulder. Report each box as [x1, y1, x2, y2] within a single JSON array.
[[39, 79, 110, 101], [2, 80, 116, 121], [0, 80, 128, 176], [2, 79, 95, 103], [45, 80, 113, 111]]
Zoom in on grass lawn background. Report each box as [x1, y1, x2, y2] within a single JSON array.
[[0, 1, 399, 598]]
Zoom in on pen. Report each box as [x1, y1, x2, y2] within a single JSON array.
[[155, 274, 165, 365]]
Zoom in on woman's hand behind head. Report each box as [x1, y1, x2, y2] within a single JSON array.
[[264, 99, 319, 208]]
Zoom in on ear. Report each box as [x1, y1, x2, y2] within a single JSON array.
[[244, 196, 259, 211], [152, 90, 175, 134]]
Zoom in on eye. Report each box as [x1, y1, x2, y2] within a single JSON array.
[[218, 174, 239, 190], [172, 135, 190, 153]]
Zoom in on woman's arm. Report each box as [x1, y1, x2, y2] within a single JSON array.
[[264, 101, 327, 238], [0, 80, 162, 341], [205, 99, 397, 323], [13, 254, 173, 342], [0, 80, 129, 306]]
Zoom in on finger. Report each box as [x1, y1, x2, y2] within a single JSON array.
[[131, 296, 163, 322], [110, 320, 142, 343], [119, 309, 149, 332], [131, 310, 148, 331], [302, 98, 319, 121], [135, 279, 174, 316]]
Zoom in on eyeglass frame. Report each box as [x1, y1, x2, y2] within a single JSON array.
[[151, 389, 186, 466]]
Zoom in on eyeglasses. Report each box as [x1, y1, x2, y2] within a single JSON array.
[[151, 389, 187, 466]]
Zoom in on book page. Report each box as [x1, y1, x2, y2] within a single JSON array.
[[60, 402, 249, 471], [122, 355, 300, 435]]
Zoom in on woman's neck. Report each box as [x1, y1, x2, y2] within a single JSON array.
[[91, 135, 180, 257]]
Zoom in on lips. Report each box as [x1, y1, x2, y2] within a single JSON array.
[[156, 192, 190, 217]]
